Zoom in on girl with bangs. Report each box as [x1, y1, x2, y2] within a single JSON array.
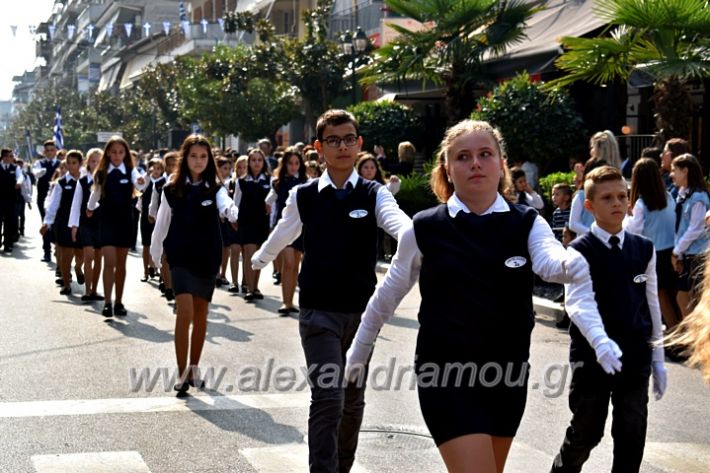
[[87, 136, 147, 317], [151, 135, 238, 394]]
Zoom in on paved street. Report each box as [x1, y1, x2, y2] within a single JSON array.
[[1, 210, 709, 473]]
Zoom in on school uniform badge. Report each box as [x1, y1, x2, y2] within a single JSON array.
[[119, 178, 129, 184], [201, 200, 213, 206], [504, 256, 527, 268], [633, 274, 648, 283], [349, 209, 368, 218]]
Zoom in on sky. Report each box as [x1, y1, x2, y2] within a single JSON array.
[[0, 0, 56, 101]]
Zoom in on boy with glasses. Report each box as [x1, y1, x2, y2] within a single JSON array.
[[252, 109, 410, 473]]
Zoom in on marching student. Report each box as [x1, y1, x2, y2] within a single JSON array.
[[87, 136, 147, 317], [266, 146, 308, 314], [139, 157, 167, 282], [40, 150, 85, 295], [511, 167, 544, 211], [149, 151, 178, 302], [15, 158, 33, 239], [216, 156, 233, 288], [150, 134, 239, 394], [670, 153, 710, 317], [550, 166, 666, 473], [69, 148, 104, 301], [344, 119, 590, 473], [0, 149, 23, 253], [356, 152, 400, 195], [625, 158, 680, 331], [252, 109, 410, 473], [235, 148, 272, 301], [221, 155, 248, 293], [32, 140, 61, 261]]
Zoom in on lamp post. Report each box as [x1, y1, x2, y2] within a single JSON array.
[[340, 27, 369, 105]]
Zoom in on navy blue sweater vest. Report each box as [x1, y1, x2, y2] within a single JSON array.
[[296, 177, 381, 313], [0, 164, 18, 202], [141, 177, 166, 215], [237, 176, 271, 225], [37, 160, 60, 197], [100, 169, 134, 208], [163, 183, 222, 276], [274, 175, 307, 222], [78, 176, 99, 227], [55, 176, 78, 223], [413, 204, 537, 361], [569, 232, 654, 365]]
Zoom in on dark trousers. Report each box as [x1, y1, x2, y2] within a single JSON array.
[[551, 359, 651, 473], [38, 193, 51, 257], [299, 308, 369, 473], [0, 201, 17, 249]]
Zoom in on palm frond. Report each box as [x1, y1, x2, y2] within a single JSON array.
[[548, 35, 636, 87], [593, 0, 710, 31]]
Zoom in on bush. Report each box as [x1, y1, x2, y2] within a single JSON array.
[[394, 173, 439, 217], [539, 171, 575, 201], [471, 72, 586, 173], [347, 100, 421, 159]]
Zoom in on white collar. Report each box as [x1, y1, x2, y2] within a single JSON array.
[[245, 173, 268, 183], [590, 223, 625, 249], [317, 169, 359, 192], [184, 176, 210, 188], [150, 175, 164, 183], [108, 162, 127, 174], [44, 157, 58, 164], [63, 172, 78, 182], [447, 192, 510, 218]]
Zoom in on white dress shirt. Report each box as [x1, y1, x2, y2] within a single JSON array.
[[68, 174, 93, 228], [565, 223, 664, 362], [673, 187, 708, 257], [569, 191, 590, 235], [2, 162, 24, 186], [20, 173, 32, 202], [31, 158, 58, 179], [252, 169, 411, 266], [150, 182, 238, 270], [86, 163, 146, 211], [43, 172, 77, 226], [351, 192, 586, 348]]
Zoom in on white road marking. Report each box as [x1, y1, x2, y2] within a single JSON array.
[[32, 451, 151, 473], [240, 444, 369, 473], [0, 392, 311, 418]]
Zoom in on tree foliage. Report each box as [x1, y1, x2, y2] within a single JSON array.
[[472, 72, 587, 172], [347, 100, 421, 159], [359, 0, 539, 124]]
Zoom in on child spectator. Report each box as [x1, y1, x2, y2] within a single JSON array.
[[551, 166, 666, 473], [551, 183, 573, 242], [511, 167, 544, 210]]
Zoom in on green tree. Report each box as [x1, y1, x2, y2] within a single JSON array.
[[347, 100, 421, 159], [547, 0, 710, 141], [472, 72, 587, 172], [359, 0, 539, 125]]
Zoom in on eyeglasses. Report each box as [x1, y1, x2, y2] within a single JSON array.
[[323, 135, 358, 148]]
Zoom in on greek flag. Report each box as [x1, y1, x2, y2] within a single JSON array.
[[179, 2, 188, 22], [53, 106, 64, 150]]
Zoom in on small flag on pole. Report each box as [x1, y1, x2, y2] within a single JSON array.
[[53, 107, 64, 150]]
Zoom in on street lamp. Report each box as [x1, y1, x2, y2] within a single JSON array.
[[340, 27, 369, 105]]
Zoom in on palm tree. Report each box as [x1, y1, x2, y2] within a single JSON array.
[[547, 0, 710, 141], [359, 0, 540, 124]]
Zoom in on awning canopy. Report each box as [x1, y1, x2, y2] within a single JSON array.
[[485, 0, 606, 76], [119, 52, 157, 89], [235, 0, 276, 13], [98, 57, 122, 92]]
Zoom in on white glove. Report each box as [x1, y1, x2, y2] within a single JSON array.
[[593, 337, 623, 375], [652, 361, 667, 400], [251, 251, 268, 270], [344, 338, 374, 384]]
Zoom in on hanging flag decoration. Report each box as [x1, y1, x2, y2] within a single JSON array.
[[124, 23, 133, 38], [105, 23, 113, 38], [86, 24, 94, 41], [48, 24, 56, 40], [53, 107, 64, 150], [67, 24, 76, 40], [143, 22, 151, 37], [162, 21, 171, 35], [201, 18, 208, 34], [217, 18, 224, 32], [10, 25, 17, 37]]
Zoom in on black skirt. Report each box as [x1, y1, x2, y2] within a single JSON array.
[[98, 204, 134, 248], [140, 217, 155, 246], [220, 220, 241, 246], [415, 332, 529, 445], [170, 266, 216, 302], [655, 248, 676, 291], [54, 219, 82, 249], [78, 223, 101, 249]]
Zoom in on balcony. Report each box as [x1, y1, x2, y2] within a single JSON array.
[[166, 22, 246, 57], [77, 3, 111, 30], [75, 47, 102, 74]]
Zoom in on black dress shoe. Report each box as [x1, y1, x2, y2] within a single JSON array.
[[273, 272, 281, 285], [278, 306, 291, 316], [114, 303, 127, 316], [244, 292, 255, 302], [174, 382, 190, 393], [59, 287, 71, 295], [188, 378, 205, 389], [76, 272, 85, 285], [148, 267, 155, 279], [140, 275, 149, 282], [228, 284, 240, 293], [158, 281, 165, 293], [288, 306, 299, 314], [165, 288, 175, 301], [102, 303, 113, 317], [81, 294, 92, 302], [90, 293, 104, 301], [252, 289, 264, 300]]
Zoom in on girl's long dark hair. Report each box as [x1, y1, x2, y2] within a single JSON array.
[[169, 134, 221, 198], [93, 136, 133, 194], [356, 153, 386, 184], [672, 153, 710, 196], [630, 158, 668, 211], [246, 148, 271, 179], [273, 146, 307, 190]]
